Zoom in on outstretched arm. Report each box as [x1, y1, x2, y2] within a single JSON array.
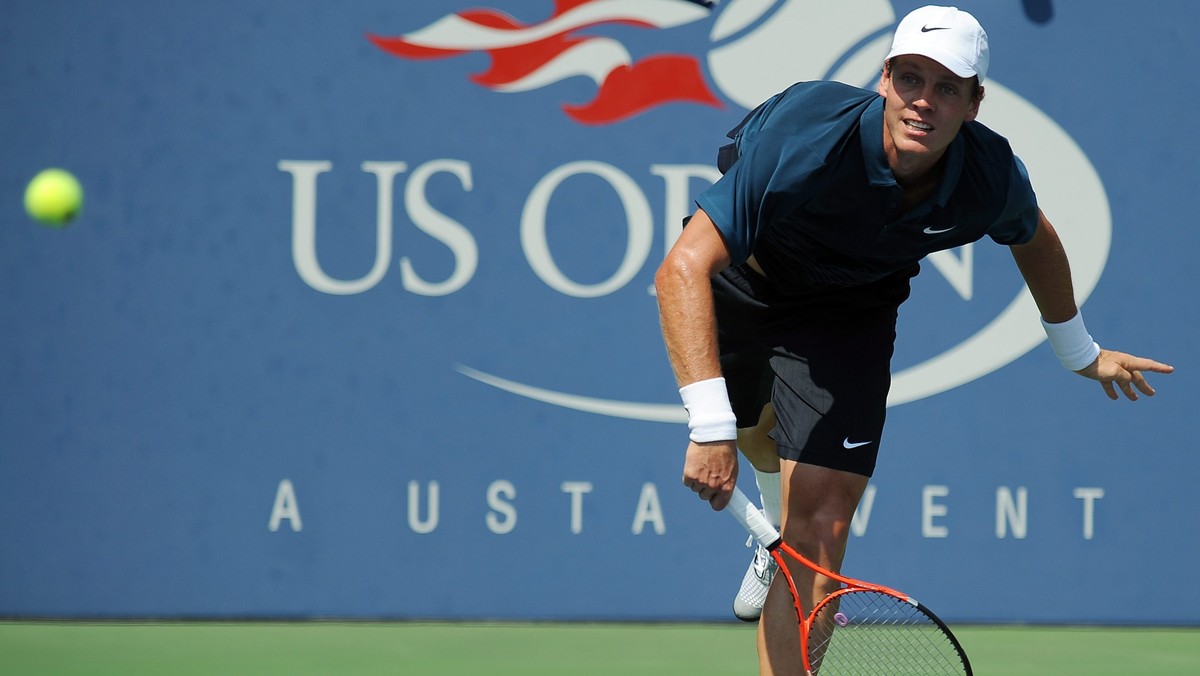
[[656, 209, 740, 509], [1010, 210, 1174, 400]]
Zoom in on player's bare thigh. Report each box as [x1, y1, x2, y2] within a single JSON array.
[[737, 403, 778, 472]]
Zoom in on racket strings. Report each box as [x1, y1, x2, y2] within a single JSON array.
[[807, 591, 969, 675]]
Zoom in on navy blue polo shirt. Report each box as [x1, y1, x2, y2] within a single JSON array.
[[697, 80, 1038, 291]]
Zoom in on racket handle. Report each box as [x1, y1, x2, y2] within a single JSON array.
[[728, 487, 782, 550]]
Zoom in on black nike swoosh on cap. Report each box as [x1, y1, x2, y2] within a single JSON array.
[[920, 25, 951, 32]]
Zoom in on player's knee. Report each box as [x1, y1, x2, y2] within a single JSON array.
[[737, 424, 776, 468], [782, 506, 854, 563], [789, 509, 850, 542]]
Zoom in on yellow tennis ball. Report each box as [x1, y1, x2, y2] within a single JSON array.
[[24, 168, 83, 227]]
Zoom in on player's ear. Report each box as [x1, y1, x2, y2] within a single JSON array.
[[964, 84, 984, 122], [877, 60, 891, 96]]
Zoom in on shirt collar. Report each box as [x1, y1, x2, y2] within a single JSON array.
[[860, 97, 894, 187], [860, 95, 966, 207]]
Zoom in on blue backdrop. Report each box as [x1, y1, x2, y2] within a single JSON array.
[[1, 0, 1194, 624]]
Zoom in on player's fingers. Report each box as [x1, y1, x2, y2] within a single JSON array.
[[683, 477, 708, 499], [1105, 363, 1141, 400], [1130, 370, 1156, 397], [710, 486, 733, 511], [1101, 380, 1118, 400], [1129, 357, 1175, 374]]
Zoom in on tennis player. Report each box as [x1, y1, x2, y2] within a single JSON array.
[[654, 5, 1173, 673]]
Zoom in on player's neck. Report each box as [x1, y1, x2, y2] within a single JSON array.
[[890, 145, 943, 181], [891, 153, 945, 210]]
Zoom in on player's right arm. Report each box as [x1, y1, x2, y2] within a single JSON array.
[[655, 208, 739, 510], [656, 209, 730, 385]]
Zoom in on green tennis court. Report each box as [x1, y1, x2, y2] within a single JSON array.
[[2, 621, 1196, 674]]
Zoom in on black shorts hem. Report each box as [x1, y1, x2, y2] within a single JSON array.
[[776, 441, 878, 478]]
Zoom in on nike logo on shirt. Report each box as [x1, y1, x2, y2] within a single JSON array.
[[843, 438, 873, 449], [923, 225, 955, 235]]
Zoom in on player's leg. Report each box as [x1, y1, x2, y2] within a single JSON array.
[[733, 403, 782, 621], [753, 371, 881, 674], [757, 461, 869, 675], [752, 272, 909, 672]]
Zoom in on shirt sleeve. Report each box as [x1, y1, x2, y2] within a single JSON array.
[[695, 127, 824, 265], [986, 155, 1039, 246]]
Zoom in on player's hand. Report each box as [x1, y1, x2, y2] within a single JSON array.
[[1075, 348, 1174, 400], [682, 439, 739, 511]]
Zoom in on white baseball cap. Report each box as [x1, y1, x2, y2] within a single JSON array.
[[885, 5, 989, 83]]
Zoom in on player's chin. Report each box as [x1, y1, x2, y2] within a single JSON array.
[[899, 131, 943, 153]]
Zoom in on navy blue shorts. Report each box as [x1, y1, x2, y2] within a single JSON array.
[[713, 263, 916, 477]]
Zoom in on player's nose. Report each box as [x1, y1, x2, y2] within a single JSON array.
[[912, 85, 936, 112]]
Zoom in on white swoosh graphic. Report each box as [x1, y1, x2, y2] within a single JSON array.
[[404, 0, 709, 50], [492, 38, 629, 92], [456, 364, 687, 423]]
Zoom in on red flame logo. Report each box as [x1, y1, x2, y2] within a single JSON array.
[[367, 0, 723, 125]]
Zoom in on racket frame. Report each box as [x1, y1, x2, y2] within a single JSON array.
[[726, 487, 972, 675]]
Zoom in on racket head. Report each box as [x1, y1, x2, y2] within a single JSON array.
[[805, 588, 972, 675]]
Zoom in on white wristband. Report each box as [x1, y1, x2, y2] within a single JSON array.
[[1041, 312, 1101, 371], [679, 377, 738, 443]]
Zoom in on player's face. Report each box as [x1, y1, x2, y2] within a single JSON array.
[[878, 55, 982, 166]]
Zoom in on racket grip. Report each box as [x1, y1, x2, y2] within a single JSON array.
[[727, 487, 782, 550]]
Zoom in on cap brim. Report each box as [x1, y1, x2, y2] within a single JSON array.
[[885, 44, 980, 82]]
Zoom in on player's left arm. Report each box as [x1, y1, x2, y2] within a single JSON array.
[[1009, 209, 1174, 400]]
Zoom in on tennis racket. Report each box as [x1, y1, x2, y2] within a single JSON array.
[[727, 487, 972, 675]]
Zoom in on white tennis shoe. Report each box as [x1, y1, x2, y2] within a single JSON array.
[[733, 534, 777, 622]]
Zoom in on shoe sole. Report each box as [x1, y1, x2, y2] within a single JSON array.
[[732, 605, 761, 623]]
